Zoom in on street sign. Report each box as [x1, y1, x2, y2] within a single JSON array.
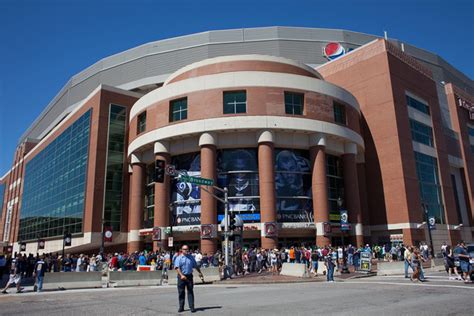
[[180, 175, 214, 186]]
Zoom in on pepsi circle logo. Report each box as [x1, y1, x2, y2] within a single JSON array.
[[323, 42, 346, 60]]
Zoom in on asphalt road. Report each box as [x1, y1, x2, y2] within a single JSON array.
[[0, 272, 472, 316]]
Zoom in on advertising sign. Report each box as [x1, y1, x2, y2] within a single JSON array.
[[360, 251, 372, 271], [64, 233, 72, 247], [168, 237, 174, 248]]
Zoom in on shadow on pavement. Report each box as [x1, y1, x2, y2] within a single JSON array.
[[193, 306, 222, 312]]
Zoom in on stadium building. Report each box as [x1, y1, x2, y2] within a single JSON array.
[[0, 27, 472, 255]]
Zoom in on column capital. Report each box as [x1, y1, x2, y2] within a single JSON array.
[[309, 133, 326, 147], [154, 141, 170, 154], [257, 130, 274, 144], [344, 142, 358, 155], [130, 153, 143, 165], [199, 132, 217, 147]]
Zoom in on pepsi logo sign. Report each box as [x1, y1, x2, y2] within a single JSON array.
[[323, 42, 346, 60]]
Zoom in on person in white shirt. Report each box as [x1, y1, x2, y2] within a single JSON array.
[[195, 251, 203, 268]]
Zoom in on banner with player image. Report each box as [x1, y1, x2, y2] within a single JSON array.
[[274, 149, 313, 222], [171, 153, 201, 226], [217, 149, 260, 223]]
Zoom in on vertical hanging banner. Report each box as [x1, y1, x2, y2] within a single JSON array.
[[20, 242, 27, 252], [152, 227, 162, 241], [340, 210, 350, 231], [104, 226, 113, 242], [38, 239, 45, 250], [64, 233, 72, 247], [428, 216, 436, 230]]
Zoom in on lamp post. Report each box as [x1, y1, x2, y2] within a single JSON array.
[[337, 197, 344, 247], [422, 202, 434, 258]]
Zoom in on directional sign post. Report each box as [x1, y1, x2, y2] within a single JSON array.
[[180, 175, 214, 186]]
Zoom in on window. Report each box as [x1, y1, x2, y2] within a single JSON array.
[[170, 98, 188, 122], [103, 105, 127, 231], [224, 91, 246, 114], [137, 111, 146, 134], [414, 151, 444, 224], [284, 92, 304, 115], [468, 127, 474, 137], [333, 102, 346, 125], [406, 94, 430, 115], [410, 119, 434, 147], [327, 155, 344, 222]]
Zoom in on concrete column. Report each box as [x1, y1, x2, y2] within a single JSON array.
[[342, 143, 364, 247], [310, 134, 330, 247], [258, 131, 277, 249], [128, 155, 145, 253], [199, 133, 218, 255], [154, 152, 171, 251]]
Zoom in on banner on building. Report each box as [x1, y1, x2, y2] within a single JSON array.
[[104, 227, 113, 242], [323, 222, 332, 236], [201, 224, 217, 239], [428, 216, 436, 230], [38, 239, 45, 250], [152, 227, 162, 241], [19, 242, 26, 252], [262, 222, 278, 237], [64, 233, 72, 247], [340, 210, 350, 231]]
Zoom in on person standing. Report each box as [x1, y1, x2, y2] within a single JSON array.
[[453, 241, 472, 283], [33, 255, 47, 292], [325, 249, 335, 282], [175, 245, 203, 313], [2, 254, 23, 294]]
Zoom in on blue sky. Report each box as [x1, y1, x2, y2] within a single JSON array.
[[0, 0, 473, 176]]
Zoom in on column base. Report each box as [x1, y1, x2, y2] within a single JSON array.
[[261, 237, 278, 250], [316, 235, 331, 247], [201, 239, 218, 255], [153, 241, 169, 252], [127, 241, 143, 253]]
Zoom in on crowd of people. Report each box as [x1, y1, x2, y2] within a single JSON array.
[[0, 240, 471, 293]]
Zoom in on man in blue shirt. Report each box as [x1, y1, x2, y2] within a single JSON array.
[[175, 245, 203, 313]]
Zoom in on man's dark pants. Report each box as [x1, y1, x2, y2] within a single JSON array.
[[178, 274, 194, 310]]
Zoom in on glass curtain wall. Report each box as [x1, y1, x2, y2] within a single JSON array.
[[19, 109, 91, 241]]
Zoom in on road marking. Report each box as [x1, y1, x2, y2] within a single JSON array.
[[343, 280, 474, 290]]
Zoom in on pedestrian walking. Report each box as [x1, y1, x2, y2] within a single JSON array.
[[175, 245, 203, 313], [33, 255, 47, 292], [2, 254, 23, 294]]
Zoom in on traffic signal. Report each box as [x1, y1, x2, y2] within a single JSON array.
[[229, 212, 237, 230], [155, 159, 166, 183]]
